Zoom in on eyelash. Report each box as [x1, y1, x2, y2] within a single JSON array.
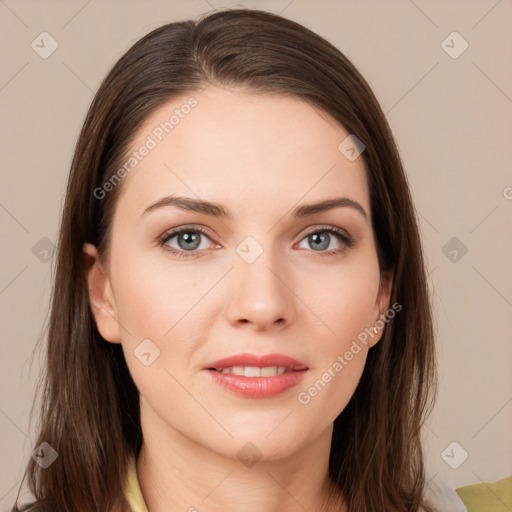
[[157, 224, 355, 258]]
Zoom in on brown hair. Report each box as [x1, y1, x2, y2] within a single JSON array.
[[12, 8, 436, 512]]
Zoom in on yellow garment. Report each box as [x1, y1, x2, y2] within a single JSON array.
[[125, 456, 149, 512], [456, 476, 512, 512]]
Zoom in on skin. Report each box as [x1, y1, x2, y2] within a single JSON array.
[[84, 85, 393, 512]]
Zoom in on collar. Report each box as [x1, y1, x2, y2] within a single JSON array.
[[125, 456, 149, 512]]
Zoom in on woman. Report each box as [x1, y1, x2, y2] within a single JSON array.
[[13, 8, 436, 512]]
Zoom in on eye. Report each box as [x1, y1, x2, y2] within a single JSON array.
[[159, 226, 217, 257], [158, 224, 354, 258], [296, 226, 354, 256]]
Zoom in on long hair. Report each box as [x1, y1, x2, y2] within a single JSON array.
[[12, 8, 436, 512]]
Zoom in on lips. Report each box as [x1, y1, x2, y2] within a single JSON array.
[[204, 353, 308, 372], [203, 353, 308, 398]]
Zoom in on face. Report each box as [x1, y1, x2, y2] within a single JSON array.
[[85, 86, 392, 461]]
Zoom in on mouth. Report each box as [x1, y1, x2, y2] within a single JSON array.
[[204, 352, 308, 372], [203, 353, 308, 398], [208, 365, 294, 377]]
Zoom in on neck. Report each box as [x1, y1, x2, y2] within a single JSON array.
[[136, 403, 346, 512]]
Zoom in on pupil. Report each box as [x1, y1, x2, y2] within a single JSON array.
[[179, 232, 200, 250], [310, 232, 329, 251]]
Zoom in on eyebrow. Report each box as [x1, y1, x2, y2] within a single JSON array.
[[142, 195, 368, 220]]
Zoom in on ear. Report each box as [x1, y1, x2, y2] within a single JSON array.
[[83, 243, 122, 344], [369, 268, 394, 348]]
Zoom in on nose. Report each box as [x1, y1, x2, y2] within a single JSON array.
[[225, 246, 295, 332]]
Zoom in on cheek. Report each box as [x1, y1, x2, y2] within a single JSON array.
[[109, 251, 214, 393], [303, 255, 380, 348], [295, 255, 380, 416], [111, 257, 201, 417], [111, 251, 200, 339]]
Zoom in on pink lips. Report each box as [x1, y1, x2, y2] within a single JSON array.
[[205, 353, 308, 371], [203, 353, 308, 398]]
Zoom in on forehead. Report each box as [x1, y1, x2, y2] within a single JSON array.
[[115, 86, 369, 216]]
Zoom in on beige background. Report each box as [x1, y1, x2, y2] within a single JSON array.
[[1, 0, 511, 507]]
